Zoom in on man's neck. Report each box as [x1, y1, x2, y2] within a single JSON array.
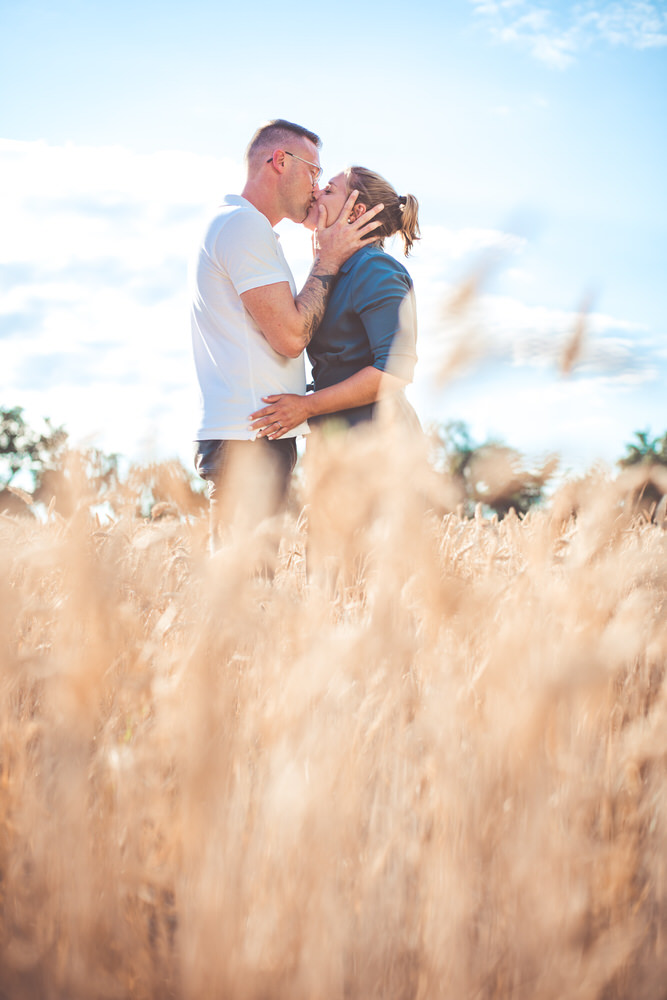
[[241, 179, 281, 228]]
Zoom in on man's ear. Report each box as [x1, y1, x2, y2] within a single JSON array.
[[269, 149, 286, 172], [349, 202, 367, 222]]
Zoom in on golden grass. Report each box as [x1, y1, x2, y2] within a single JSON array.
[[1, 428, 666, 999]]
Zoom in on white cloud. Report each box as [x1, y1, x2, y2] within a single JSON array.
[[469, 0, 667, 66], [402, 224, 660, 396], [385, 218, 664, 467], [0, 138, 243, 462], [406, 221, 667, 469], [0, 138, 241, 270], [582, 1, 667, 48]]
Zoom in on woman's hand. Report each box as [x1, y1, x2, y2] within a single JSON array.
[[248, 394, 311, 439]]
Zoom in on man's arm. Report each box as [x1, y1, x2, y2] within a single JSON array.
[[241, 192, 383, 359]]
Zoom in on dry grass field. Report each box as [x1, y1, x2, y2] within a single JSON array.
[[1, 426, 667, 1000]]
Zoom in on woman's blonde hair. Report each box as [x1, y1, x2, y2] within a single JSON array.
[[344, 166, 420, 256]]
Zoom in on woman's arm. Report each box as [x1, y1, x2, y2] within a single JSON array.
[[248, 366, 406, 440]]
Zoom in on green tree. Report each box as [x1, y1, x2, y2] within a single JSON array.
[[0, 405, 205, 520], [434, 420, 557, 519], [618, 429, 667, 469], [435, 420, 476, 481], [617, 429, 667, 523], [0, 406, 68, 491]]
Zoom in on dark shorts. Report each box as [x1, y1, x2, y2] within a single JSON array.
[[194, 437, 298, 501]]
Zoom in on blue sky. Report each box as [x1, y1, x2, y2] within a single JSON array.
[[1, 0, 666, 476]]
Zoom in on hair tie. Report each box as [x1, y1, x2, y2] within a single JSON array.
[[398, 195, 406, 209]]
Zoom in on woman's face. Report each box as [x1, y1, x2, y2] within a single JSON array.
[[304, 171, 350, 231]]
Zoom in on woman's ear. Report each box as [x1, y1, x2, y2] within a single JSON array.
[[348, 202, 367, 222]]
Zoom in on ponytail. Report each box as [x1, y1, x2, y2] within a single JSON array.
[[345, 166, 421, 257], [397, 193, 420, 256]]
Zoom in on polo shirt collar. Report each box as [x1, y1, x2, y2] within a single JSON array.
[[222, 194, 281, 238], [223, 194, 252, 208], [339, 244, 381, 275]]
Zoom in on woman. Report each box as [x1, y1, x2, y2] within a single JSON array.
[[249, 166, 421, 438]]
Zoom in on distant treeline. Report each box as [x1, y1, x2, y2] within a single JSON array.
[[1, 405, 666, 521]]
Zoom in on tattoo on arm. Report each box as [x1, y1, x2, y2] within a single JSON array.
[[295, 267, 336, 347]]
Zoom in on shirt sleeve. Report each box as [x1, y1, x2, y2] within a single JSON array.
[[213, 208, 291, 295], [352, 254, 418, 382]]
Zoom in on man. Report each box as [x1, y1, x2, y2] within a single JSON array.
[[191, 119, 382, 548]]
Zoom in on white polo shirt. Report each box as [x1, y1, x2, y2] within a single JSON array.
[[191, 195, 309, 440]]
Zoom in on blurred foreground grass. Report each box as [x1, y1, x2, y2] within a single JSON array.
[[1, 425, 667, 1000]]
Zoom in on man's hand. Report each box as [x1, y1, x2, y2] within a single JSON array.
[[249, 394, 310, 439], [315, 191, 384, 272]]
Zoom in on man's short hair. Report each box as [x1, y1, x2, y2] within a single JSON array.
[[245, 119, 322, 167]]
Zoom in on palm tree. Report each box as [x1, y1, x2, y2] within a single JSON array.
[[618, 429, 667, 522], [618, 429, 667, 469]]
